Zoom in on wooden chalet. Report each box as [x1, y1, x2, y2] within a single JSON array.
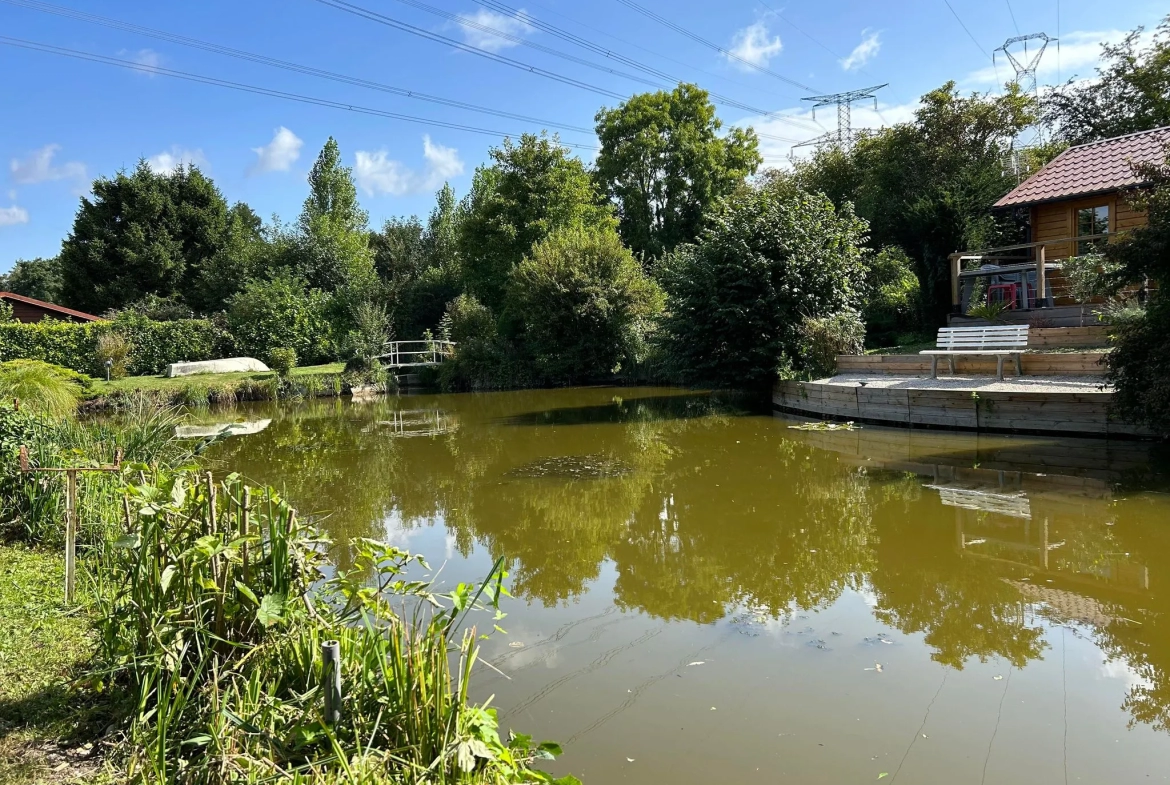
[[949, 125, 1169, 319], [0, 292, 101, 324]]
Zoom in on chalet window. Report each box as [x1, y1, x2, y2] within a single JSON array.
[[1076, 204, 1109, 255]]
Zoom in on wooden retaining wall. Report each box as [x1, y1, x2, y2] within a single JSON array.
[[773, 380, 1146, 438], [948, 305, 1093, 329], [835, 352, 1108, 376]]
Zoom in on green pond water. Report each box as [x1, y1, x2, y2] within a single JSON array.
[[200, 386, 1170, 784]]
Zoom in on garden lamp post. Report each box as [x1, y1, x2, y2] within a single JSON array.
[[105, 358, 112, 381]]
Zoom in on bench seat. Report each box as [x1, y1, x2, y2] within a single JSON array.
[[919, 325, 1029, 380]]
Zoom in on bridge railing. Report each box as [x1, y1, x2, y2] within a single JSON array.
[[375, 340, 456, 367]]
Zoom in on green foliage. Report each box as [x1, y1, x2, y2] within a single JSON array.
[[1043, 16, 1170, 145], [268, 347, 297, 377], [95, 332, 133, 379], [59, 161, 231, 313], [440, 293, 497, 345], [965, 299, 1011, 322], [459, 133, 615, 310], [226, 272, 334, 365], [115, 292, 192, 321], [0, 360, 91, 418], [658, 183, 870, 387], [792, 81, 1036, 323], [798, 310, 866, 378], [297, 137, 377, 293], [0, 300, 12, 323], [1106, 148, 1170, 435], [1062, 252, 1124, 324], [188, 202, 268, 312], [343, 300, 392, 362], [0, 257, 63, 303], [594, 83, 761, 261], [863, 246, 922, 346], [506, 226, 664, 384]]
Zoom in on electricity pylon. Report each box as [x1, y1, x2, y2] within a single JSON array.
[[793, 84, 887, 150], [994, 33, 1056, 95]]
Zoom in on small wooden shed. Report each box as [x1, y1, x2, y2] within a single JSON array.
[[0, 292, 101, 324]]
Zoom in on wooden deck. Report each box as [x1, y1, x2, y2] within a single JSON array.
[[773, 377, 1147, 438], [838, 350, 1108, 376]]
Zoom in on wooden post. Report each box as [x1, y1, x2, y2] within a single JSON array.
[[322, 640, 342, 725], [64, 469, 77, 605], [241, 487, 251, 582], [1036, 244, 1047, 307], [950, 254, 962, 314]]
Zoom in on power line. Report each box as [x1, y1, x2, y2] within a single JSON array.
[[309, 0, 627, 100], [315, 0, 823, 134], [0, 36, 600, 150], [1005, 0, 1021, 36], [0, 0, 596, 136], [614, 0, 817, 93], [942, 0, 993, 61]]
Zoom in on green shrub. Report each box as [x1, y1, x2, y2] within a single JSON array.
[[0, 317, 230, 376], [342, 300, 391, 363], [439, 293, 496, 345], [966, 300, 1011, 323], [505, 226, 663, 384], [1062, 252, 1124, 325], [0, 360, 92, 418], [0, 301, 13, 323], [95, 331, 133, 379], [798, 310, 866, 379], [268, 347, 297, 376], [863, 246, 921, 346], [226, 272, 334, 365]]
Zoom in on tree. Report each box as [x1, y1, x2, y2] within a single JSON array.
[[0, 257, 63, 303], [458, 134, 614, 310], [296, 138, 376, 293], [189, 202, 268, 313], [1043, 16, 1170, 145], [657, 183, 870, 388], [595, 84, 761, 262], [1105, 148, 1170, 435], [862, 246, 921, 346], [506, 226, 663, 384], [792, 82, 1035, 324], [59, 161, 231, 313]]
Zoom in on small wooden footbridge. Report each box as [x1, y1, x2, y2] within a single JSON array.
[[375, 340, 455, 369]]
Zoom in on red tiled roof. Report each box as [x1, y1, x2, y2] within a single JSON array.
[[995, 126, 1170, 208], [0, 292, 101, 321]]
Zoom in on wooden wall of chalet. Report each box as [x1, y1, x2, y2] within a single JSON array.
[[3, 299, 90, 324]]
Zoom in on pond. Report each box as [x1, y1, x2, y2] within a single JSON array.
[[202, 386, 1170, 784]]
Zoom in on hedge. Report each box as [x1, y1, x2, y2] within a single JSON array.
[[0, 317, 235, 376]]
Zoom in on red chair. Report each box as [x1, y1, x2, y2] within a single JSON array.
[[988, 283, 1019, 309]]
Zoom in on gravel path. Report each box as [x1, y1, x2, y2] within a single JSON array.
[[816, 373, 1112, 393]]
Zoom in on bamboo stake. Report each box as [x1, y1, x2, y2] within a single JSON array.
[[322, 640, 342, 725], [241, 487, 251, 582], [64, 469, 77, 604]]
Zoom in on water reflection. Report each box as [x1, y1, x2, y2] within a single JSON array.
[[202, 388, 1170, 781]]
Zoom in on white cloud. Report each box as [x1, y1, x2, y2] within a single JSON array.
[[118, 48, 163, 76], [841, 29, 881, 71], [966, 29, 1128, 88], [249, 127, 304, 175], [727, 21, 782, 69], [0, 205, 29, 227], [741, 99, 921, 167], [147, 146, 207, 174], [456, 7, 534, 52], [10, 144, 86, 185], [354, 136, 465, 197]]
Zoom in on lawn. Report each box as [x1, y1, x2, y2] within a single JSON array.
[[88, 362, 346, 396], [0, 542, 103, 784]]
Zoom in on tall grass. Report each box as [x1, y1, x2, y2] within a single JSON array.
[[0, 359, 91, 418], [92, 469, 571, 784]]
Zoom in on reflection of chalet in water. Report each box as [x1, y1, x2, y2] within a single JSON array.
[[950, 126, 1169, 321]]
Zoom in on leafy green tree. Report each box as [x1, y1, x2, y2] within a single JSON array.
[[1105, 150, 1170, 435], [59, 161, 231, 313], [371, 216, 426, 284], [1043, 16, 1170, 145], [458, 134, 614, 310], [0, 257, 63, 303], [595, 84, 761, 262], [189, 203, 268, 312], [658, 183, 870, 387], [296, 138, 377, 293], [793, 82, 1034, 323], [862, 246, 922, 346], [226, 272, 333, 365], [506, 226, 663, 384]]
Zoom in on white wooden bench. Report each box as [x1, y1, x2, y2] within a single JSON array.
[[920, 325, 1029, 380]]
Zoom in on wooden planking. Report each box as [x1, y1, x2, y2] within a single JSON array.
[[974, 391, 1111, 435], [908, 389, 979, 428], [857, 386, 910, 423], [1030, 326, 1110, 347], [836, 352, 1108, 376]]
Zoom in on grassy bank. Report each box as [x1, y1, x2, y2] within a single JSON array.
[[0, 400, 575, 784], [0, 543, 102, 784]]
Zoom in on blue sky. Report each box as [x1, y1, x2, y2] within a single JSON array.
[[1, 0, 1165, 269]]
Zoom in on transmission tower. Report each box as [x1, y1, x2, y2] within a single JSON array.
[[794, 84, 887, 150], [993, 33, 1056, 95]]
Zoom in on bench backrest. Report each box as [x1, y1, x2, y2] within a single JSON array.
[[936, 325, 1029, 351]]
